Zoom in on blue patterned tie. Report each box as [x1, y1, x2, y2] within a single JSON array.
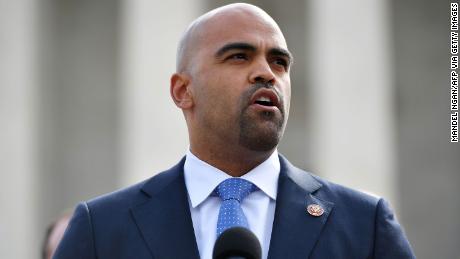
[[214, 178, 258, 236]]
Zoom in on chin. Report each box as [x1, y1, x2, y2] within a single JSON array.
[[239, 127, 283, 152], [238, 107, 286, 152]]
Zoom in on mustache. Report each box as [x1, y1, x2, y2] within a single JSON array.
[[250, 81, 276, 92]]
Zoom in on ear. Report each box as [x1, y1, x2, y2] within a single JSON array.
[[170, 73, 193, 109]]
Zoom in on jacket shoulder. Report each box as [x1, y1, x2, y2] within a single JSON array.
[[310, 173, 381, 211], [86, 157, 186, 212]]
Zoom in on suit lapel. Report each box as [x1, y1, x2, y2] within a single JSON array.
[[130, 158, 200, 259], [267, 156, 334, 259], [128, 155, 333, 259]]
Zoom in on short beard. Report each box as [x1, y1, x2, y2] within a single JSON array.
[[238, 82, 286, 152]]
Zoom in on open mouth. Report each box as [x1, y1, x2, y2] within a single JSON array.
[[250, 89, 280, 109], [254, 96, 275, 106]]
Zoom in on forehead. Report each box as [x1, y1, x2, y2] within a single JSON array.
[[196, 10, 288, 53]]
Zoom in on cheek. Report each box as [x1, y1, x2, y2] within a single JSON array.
[[287, 88, 291, 107], [203, 71, 243, 104], [193, 64, 249, 119], [193, 74, 232, 120], [280, 78, 291, 108]]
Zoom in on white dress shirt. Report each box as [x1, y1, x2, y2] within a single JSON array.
[[184, 149, 280, 259]]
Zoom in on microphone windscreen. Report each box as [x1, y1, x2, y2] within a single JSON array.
[[212, 227, 261, 259]]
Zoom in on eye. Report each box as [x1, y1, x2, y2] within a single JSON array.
[[272, 57, 289, 70], [227, 53, 248, 60]]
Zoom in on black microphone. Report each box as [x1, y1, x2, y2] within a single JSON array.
[[212, 227, 262, 259]]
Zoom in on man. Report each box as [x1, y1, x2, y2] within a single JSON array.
[[54, 3, 415, 259], [43, 212, 71, 259]]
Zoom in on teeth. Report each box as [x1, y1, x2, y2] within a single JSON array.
[[256, 96, 271, 102]]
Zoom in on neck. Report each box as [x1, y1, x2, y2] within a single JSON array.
[[190, 143, 276, 177]]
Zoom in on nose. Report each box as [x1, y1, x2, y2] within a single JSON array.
[[248, 58, 276, 85]]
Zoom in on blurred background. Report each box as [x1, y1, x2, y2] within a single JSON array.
[[1, 0, 459, 258]]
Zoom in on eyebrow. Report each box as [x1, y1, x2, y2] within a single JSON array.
[[215, 42, 257, 58], [214, 42, 293, 64]]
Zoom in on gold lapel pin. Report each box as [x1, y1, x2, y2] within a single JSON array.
[[307, 204, 324, 217]]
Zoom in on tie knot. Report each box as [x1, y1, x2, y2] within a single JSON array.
[[215, 178, 256, 202]]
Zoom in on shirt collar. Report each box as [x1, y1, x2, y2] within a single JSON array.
[[184, 149, 280, 208]]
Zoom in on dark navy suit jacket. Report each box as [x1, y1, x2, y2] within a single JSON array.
[[54, 155, 415, 259]]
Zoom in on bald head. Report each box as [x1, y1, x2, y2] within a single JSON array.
[[176, 3, 286, 73]]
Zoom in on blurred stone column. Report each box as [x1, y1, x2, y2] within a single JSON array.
[[38, 0, 120, 206], [307, 0, 397, 205], [0, 1, 39, 258], [119, 0, 205, 185], [392, 0, 460, 257]]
